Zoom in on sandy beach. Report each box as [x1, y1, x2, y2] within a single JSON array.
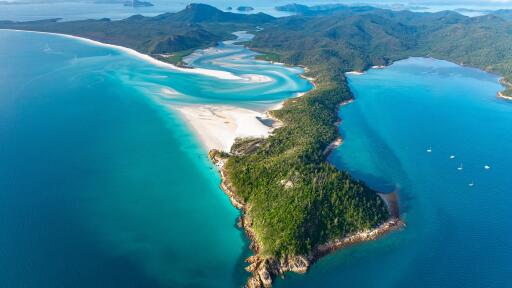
[[498, 91, 512, 100], [2, 29, 311, 155], [346, 71, 365, 75], [3, 29, 245, 81], [172, 90, 306, 153], [174, 105, 278, 152]]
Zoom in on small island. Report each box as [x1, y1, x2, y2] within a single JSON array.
[[123, 0, 153, 7], [237, 6, 255, 12], [275, 3, 310, 13], [275, 3, 347, 14], [94, 0, 154, 7]]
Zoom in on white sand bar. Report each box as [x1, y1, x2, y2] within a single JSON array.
[[346, 71, 365, 75], [174, 105, 276, 152], [3, 29, 243, 80], [240, 74, 274, 83]]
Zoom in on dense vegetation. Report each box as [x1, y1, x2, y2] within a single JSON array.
[[251, 6, 512, 95], [225, 74, 389, 257], [231, 5, 512, 256], [4, 3, 512, 258]]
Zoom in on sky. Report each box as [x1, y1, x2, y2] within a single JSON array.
[[5, 0, 512, 3], [2, 0, 512, 22]]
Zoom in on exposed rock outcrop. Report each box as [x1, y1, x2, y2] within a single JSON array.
[[210, 148, 405, 288]]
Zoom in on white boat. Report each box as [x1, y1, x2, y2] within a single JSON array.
[[450, 155, 455, 159], [484, 165, 491, 170], [468, 181, 474, 187], [457, 164, 463, 171], [427, 147, 432, 153]]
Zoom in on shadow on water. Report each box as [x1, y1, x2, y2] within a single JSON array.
[[348, 169, 396, 193], [328, 95, 416, 216]]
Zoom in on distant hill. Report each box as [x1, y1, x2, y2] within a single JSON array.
[[274, 3, 310, 14], [0, 4, 274, 62], [123, 0, 153, 7], [94, 0, 154, 6], [163, 3, 272, 23], [250, 4, 512, 94], [492, 9, 512, 20], [236, 6, 254, 12], [275, 3, 376, 15]]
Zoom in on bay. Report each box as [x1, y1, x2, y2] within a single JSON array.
[[277, 57, 512, 288]]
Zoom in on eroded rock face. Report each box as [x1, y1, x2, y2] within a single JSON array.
[[209, 149, 229, 168], [283, 256, 309, 274], [244, 255, 311, 288], [210, 149, 405, 288], [258, 266, 272, 287], [247, 276, 264, 288]]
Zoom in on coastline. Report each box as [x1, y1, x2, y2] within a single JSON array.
[[498, 78, 512, 100], [498, 91, 512, 100], [173, 91, 311, 154], [322, 99, 354, 156], [0, 29, 245, 81], [346, 71, 365, 75], [210, 148, 404, 288], [173, 104, 281, 152], [169, 34, 312, 153], [1, 29, 307, 154], [208, 65, 403, 287]]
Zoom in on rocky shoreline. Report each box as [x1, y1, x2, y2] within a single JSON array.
[[322, 99, 354, 156], [207, 65, 405, 287], [498, 91, 512, 101], [321, 101, 351, 155], [209, 146, 404, 288], [498, 78, 512, 100]]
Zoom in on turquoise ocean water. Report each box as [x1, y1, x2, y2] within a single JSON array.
[[0, 30, 310, 287], [277, 58, 512, 287]]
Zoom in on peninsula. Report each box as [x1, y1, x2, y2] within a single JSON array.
[[3, 3, 512, 287]]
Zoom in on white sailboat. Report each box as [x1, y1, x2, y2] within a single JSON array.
[[468, 181, 475, 187], [484, 165, 491, 170], [450, 155, 455, 159], [457, 163, 463, 171], [427, 146, 432, 153]]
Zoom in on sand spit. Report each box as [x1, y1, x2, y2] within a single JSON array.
[[174, 105, 281, 152], [3, 29, 247, 80]]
